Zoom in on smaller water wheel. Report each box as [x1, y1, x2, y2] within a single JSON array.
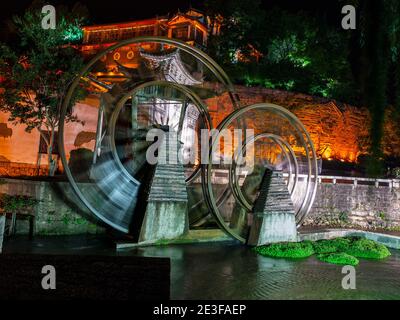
[[202, 103, 319, 243]]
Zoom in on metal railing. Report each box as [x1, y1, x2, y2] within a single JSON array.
[[192, 169, 400, 189], [316, 175, 400, 189]]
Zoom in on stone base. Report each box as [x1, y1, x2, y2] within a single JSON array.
[[0, 215, 5, 253], [248, 213, 297, 245], [139, 202, 188, 242], [248, 170, 298, 245]]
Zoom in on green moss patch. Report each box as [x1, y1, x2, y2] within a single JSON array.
[[255, 236, 392, 266], [312, 238, 347, 254], [254, 241, 314, 259], [317, 253, 359, 266], [345, 238, 391, 259]]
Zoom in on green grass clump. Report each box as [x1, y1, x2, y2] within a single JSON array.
[[254, 236, 392, 266], [345, 238, 391, 259], [317, 253, 359, 266], [254, 241, 314, 259], [312, 237, 351, 254]]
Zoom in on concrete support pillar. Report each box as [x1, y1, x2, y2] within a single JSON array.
[[139, 129, 189, 242], [247, 170, 297, 246]]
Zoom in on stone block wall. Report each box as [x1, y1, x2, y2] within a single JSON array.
[[211, 172, 400, 232], [304, 179, 400, 230], [0, 178, 105, 236], [0, 176, 399, 237]]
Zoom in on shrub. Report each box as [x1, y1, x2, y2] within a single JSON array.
[[345, 238, 391, 259], [0, 194, 38, 214], [254, 241, 314, 259], [313, 240, 338, 254], [317, 253, 359, 266], [338, 211, 349, 223], [313, 238, 352, 254], [392, 167, 400, 178], [255, 237, 391, 265], [377, 211, 386, 220]]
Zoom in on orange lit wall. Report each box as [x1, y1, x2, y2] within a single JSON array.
[[0, 86, 399, 176], [206, 85, 400, 163]]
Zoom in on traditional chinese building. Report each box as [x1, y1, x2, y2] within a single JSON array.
[[80, 9, 218, 71], [0, 9, 220, 175]]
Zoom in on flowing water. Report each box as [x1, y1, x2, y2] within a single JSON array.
[[4, 236, 400, 299], [136, 242, 400, 300]]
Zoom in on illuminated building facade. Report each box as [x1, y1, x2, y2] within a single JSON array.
[[80, 9, 218, 72]]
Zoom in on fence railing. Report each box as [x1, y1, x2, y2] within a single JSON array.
[[202, 169, 400, 189], [316, 175, 400, 189]]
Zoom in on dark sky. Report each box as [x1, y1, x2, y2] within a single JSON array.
[[0, 0, 343, 39], [0, 0, 342, 22], [1, 0, 196, 23]]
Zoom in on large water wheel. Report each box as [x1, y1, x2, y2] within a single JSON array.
[[60, 37, 318, 242]]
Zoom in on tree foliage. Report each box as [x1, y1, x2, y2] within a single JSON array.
[[205, 0, 400, 175], [0, 4, 88, 175], [351, 0, 400, 176], [205, 0, 358, 103]]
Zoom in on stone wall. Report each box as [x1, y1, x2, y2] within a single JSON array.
[[0, 175, 399, 236], [0, 178, 105, 236], [206, 85, 400, 162], [304, 177, 400, 230]]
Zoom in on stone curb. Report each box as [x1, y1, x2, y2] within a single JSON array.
[[299, 229, 400, 249], [116, 229, 234, 249]]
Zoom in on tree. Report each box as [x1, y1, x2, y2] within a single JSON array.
[[205, 0, 267, 66], [0, 4, 88, 175], [205, 1, 358, 104], [352, 0, 400, 176]]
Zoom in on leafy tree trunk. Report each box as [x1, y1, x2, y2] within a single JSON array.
[[47, 128, 57, 176], [38, 128, 57, 177]]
